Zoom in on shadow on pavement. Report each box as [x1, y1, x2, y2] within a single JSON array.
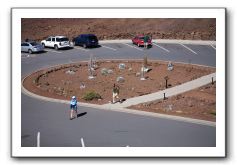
[[77, 112, 87, 118]]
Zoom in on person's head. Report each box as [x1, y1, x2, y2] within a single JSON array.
[[72, 96, 76, 100], [113, 84, 115, 88]]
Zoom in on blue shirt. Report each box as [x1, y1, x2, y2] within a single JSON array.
[[70, 99, 77, 106]]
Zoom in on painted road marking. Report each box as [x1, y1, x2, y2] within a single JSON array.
[[101, 45, 117, 51], [152, 42, 170, 53], [210, 45, 216, 50], [44, 49, 62, 54], [122, 43, 144, 51], [179, 44, 198, 55], [81, 138, 85, 147], [74, 46, 89, 52], [37, 132, 40, 147]]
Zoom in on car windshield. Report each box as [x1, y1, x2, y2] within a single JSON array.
[[30, 42, 38, 46], [139, 37, 145, 40], [57, 38, 69, 42]]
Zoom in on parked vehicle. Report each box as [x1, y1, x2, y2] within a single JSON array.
[[132, 35, 152, 47], [72, 34, 99, 48], [41, 36, 70, 50], [21, 41, 44, 54]]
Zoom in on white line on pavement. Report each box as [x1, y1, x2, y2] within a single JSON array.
[[44, 49, 62, 54], [179, 44, 198, 55], [210, 45, 216, 50], [101, 45, 117, 51], [152, 42, 170, 52], [81, 138, 85, 147], [122, 43, 144, 51], [37, 132, 40, 147], [73, 46, 89, 52]]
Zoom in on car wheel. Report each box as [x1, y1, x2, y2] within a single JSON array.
[[28, 49, 33, 54], [83, 44, 87, 48], [54, 45, 59, 50]]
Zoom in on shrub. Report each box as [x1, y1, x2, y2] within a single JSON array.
[[82, 91, 102, 101]]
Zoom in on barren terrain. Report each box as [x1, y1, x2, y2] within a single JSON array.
[[22, 18, 216, 41], [129, 83, 216, 121], [23, 60, 215, 105]]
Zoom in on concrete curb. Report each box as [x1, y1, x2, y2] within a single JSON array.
[[99, 39, 216, 45]]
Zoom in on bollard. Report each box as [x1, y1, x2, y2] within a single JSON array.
[[163, 93, 166, 100]]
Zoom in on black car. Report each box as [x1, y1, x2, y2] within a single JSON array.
[[72, 34, 99, 48]]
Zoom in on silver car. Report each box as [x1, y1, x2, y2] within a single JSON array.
[[21, 41, 44, 54]]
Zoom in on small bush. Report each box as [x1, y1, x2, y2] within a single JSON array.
[[82, 91, 102, 101]]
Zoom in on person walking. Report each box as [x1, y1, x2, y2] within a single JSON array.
[[70, 96, 78, 120], [144, 34, 149, 49], [112, 84, 120, 104]]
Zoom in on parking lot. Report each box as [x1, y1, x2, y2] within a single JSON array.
[[21, 40, 216, 147]]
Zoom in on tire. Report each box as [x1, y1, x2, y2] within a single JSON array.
[[54, 45, 59, 50], [28, 49, 33, 54], [83, 44, 87, 48]]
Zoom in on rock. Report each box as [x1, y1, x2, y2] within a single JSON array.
[[116, 76, 125, 83], [107, 69, 113, 74], [65, 69, 75, 75], [119, 63, 125, 70], [136, 72, 141, 77], [101, 68, 108, 75]]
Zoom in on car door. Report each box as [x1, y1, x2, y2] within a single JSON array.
[[51, 37, 56, 47], [45, 37, 52, 47], [21, 43, 29, 52]]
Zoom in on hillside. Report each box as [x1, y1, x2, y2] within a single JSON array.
[[21, 18, 216, 41]]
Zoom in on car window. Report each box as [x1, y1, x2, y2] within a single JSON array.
[[139, 37, 144, 40], [88, 36, 97, 40], [52, 38, 55, 42], [30, 42, 37, 46], [46, 38, 51, 41], [57, 38, 69, 42], [21, 43, 29, 46]]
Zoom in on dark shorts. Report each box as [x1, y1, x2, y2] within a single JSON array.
[[70, 104, 77, 111]]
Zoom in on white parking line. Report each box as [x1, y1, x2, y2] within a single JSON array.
[[179, 44, 198, 55], [74, 46, 89, 52], [44, 49, 62, 54], [37, 132, 40, 147], [210, 45, 216, 50], [122, 43, 144, 51], [152, 42, 170, 52], [101, 45, 117, 51], [81, 138, 85, 147]]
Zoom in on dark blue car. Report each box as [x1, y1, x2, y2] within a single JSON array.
[[73, 34, 99, 48]]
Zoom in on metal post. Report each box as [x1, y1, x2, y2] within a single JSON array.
[[212, 77, 214, 85], [163, 93, 166, 100]]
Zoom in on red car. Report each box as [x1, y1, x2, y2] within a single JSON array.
[[132, 35, 152, 47]]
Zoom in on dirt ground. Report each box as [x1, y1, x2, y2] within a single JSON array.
[[23, 60, 215, 105], [21, 18, 216, 41], [129, 83, 216, 122]]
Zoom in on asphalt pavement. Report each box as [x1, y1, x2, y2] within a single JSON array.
[[21, 40, 216, 147]]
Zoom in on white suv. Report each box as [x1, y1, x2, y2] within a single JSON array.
[[41, 36, 70, 50]]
